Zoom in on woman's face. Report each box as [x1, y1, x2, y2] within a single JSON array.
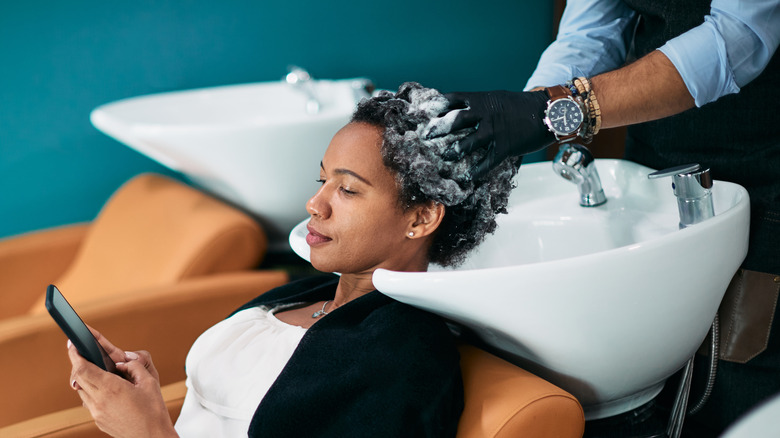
[[305, 122, 421, 274]]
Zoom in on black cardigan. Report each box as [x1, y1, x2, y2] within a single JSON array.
[[230, 275, 464, 437]]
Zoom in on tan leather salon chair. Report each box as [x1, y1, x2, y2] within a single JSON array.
[[0, 173, 267, 319], [0, 271, 289, 430], [457, 345, 584, 437], [2, 340, 584, 437]]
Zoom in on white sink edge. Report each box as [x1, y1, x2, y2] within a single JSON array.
[[287, 178, 750, 279], [373, 180, 749, 279]]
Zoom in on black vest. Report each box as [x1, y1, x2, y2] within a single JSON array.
[[621, 0, 780, 274]]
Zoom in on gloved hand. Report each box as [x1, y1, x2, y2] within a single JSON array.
[[428, 90, 556, 180]]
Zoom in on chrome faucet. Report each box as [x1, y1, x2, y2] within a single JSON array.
[[285, 66, 321, 114], [349, 78, 375, 104], [552, 143, 607, 207], [648, 163, 714, 228]]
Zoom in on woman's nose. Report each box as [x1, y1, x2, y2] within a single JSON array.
[[306, 187, 331, 218]]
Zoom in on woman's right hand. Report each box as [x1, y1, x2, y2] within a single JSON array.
[[68, 329, 178, 438]]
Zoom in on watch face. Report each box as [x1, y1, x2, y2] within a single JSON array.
[[547, 98, 584, 135]]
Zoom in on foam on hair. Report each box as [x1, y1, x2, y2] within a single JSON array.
[[352, 82, 519, 267]]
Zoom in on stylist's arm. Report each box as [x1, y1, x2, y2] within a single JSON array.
[[67, 329, 178, 438]]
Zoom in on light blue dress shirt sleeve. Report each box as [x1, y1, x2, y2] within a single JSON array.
[[524, 0, 637, 91], [525, 0, 780, 108]]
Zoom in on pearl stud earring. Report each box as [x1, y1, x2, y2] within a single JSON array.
[[408, 231, 414, 237]]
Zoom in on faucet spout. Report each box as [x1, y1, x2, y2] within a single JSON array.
[[552, 143, 607, 207], [285, 66, 321, 114]]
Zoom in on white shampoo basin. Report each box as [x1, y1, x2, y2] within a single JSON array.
[[91, 78, 371, 250], [289, 159, 750, 419]]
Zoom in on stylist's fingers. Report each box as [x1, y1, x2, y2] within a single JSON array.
[[443, 93, 469, 111], [455, 126, 493, 158], [423, 108, 467, 139], [448, 109, 482, 133], [470, 140, 499, 181]]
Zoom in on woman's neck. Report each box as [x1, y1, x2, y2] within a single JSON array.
[[334, 255, 429, 307], [333, 273, 376, 307]]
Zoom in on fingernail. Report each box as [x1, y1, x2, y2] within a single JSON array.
[[67, 339, 73, 349], [124, 351, 139, 360]]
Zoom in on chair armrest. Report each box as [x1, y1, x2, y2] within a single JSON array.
[[0, 380, 188, 438], [0, 270, 288, 428], [0, 224, 89, 318], [162, 380, 188, 424], [457, 345, 585, 438]]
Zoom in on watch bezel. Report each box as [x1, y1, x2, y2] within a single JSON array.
[[547, 97, 585, 136], [544, 96, 585, 137]]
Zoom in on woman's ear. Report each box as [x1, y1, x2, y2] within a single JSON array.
[[406, 201, 445, 239]]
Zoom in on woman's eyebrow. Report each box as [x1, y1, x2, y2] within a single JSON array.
[[320, 161, 373, 186]]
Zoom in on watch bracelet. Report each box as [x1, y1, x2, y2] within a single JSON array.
[[567, 77, 602, 141], [578, 77, 602, 137], [564, 79, 592, 143]]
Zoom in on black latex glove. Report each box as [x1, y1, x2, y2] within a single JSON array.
[[433, 90, 556, 180]]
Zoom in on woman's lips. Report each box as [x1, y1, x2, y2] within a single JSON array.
[[306, 224, 332, 246]]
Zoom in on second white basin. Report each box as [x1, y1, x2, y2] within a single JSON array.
[[290, 159, 750, 419], [91, 78, 371, 249]]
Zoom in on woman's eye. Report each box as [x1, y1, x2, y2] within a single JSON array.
[[316, 179, 356, 195]]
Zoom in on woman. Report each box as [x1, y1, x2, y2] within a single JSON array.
[[67, 82, 520, 437]]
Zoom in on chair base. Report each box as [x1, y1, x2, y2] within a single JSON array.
[[583, 399, 667, 438]]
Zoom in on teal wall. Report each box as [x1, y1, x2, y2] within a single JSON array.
[[0, 0, 553, 240]]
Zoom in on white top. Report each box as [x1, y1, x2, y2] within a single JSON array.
[[174, 305, 307, 437]]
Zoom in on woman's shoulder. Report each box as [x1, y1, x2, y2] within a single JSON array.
[[370, 293, 453, 334], [334, 291, 460, 361]]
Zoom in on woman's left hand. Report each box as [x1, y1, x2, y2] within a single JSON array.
[[67, 330, 178, 438]]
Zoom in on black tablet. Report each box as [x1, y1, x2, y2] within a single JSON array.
[[45, 284, 117, 374]]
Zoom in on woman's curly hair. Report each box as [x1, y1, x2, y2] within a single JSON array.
[[351, 82, 520, 267]]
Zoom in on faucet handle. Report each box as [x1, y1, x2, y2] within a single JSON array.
[[647, 163, 702, 180], [648, 163, 713, 200]]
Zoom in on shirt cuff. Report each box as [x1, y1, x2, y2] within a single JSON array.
[[658, 21, 740, 107], [524, 64, 591, 91]]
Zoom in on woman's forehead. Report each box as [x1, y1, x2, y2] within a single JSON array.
[[322, 123, 386, 176]]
